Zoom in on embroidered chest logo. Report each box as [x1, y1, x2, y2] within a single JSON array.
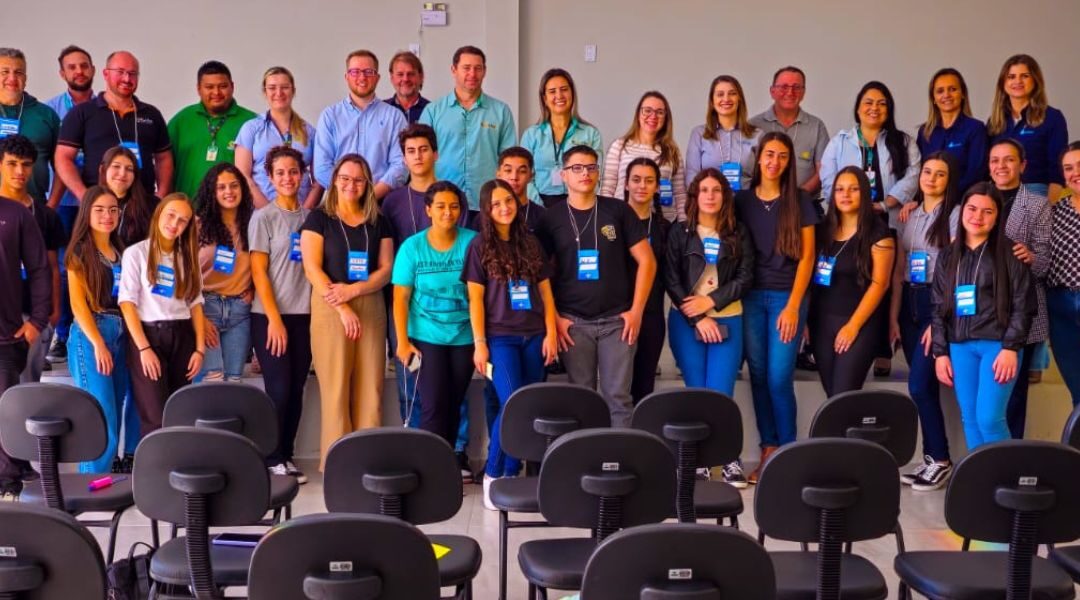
[[481, 121, 497, 130], [601, 225, 616, 241]]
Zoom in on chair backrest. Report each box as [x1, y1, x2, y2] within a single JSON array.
[[164, 382, 278, 456], [1063, 403, 1080, 450], [537, 428, 675, 538], [808, 389, 918, 466], [248, 513, 440, 600], [631, 388, 743, 467], [754, 438, 900, 544], [0, 382, 106, 463], [500, 383, 611, 463], [0, 503, 106, 599], [323, 428, 461, 526], [581, 523, 776, 600]]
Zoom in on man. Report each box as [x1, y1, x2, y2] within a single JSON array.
[[419, 46, 516, 209], [56, 51, 172, 202], [0, 48, 62, 207], [314, 50, 407, 200], [385, 51, 429, 124], [0, 135, 51, 499], [167, 60, 256, 199], [749, 66, 830, 195], [988, 138, 1051, 440], [496, 146, 543, 231], [537, 145, 656, 426]]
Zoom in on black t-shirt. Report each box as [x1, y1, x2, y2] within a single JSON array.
[[460, 236, 552, 337], [21, 200, 67, 314], [810, 218, 892, 320], [635, 213, 669, 314], [1000, 186, 1020, 225], [537, 196, 648, 319], [735, 189, 820, 290], [300, 210, 393, 284], [864, 148, 886, 204]]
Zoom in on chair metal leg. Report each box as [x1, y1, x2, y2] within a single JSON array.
[[898, 581, 911, 600], [169, 523, 178, 540], [894, 521, 906, 554], [150, 519, 161, 548], [464, 580, 473, 599], [730, 515, 739, 529], [106, 509, 124, 563], [528, 582, 536, 599], [285, 502, 292, 520], [499, 510, 509, 600]]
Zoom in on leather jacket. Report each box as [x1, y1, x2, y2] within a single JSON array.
[[663, 221, 754, 325]]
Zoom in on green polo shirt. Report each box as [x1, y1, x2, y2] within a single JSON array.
[[167, 100, 256, 200], [0, 93, 60, 203]]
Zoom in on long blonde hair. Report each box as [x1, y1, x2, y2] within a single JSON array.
[[262, 66, 309, 146], [620, 90, 682, 169], [321, 154, 379, 225], [987, 54, 1049, 136], [703, 75, 756, 139], [922, 68, 973, 141], [146, 193, 202, 303]]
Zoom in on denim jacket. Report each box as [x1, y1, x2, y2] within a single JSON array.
[[821, 126, 921, 227]]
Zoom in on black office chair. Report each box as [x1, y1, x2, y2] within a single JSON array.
[[518, 428, 675, 599], [164, 382, 297, 525], [808, 390, 918, 466], [631, 388, 744, 526], [248, 513, 441, 599], [490, 383, 610, 600], [0, 382, 143, 563], [0, 502, 106, 599], [1050, 404, 1080, 583], [323, 428, 481, 600], [895, 440, 1080, 599], [756, 438, 899, 600], [134, 426, 270, 598], [580, 523, 777, 599]]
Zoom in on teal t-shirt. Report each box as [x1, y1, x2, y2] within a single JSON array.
[[391, 227, 477, 346]]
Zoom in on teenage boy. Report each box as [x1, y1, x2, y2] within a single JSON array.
[[496, 146, 543, 231]]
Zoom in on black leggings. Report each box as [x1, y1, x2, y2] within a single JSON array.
[[252, 313, 312, 464], [809, 314, 882, 398], [413, 340, 475, 446], [631, 310, 666, 404]]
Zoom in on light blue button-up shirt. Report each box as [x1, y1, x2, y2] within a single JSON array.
[[45, 90, 87, 207], [419, 91, 516, 209], [235, 112, 316, 202], [314, 96, 407, 190], [520, 118, 603, 200]]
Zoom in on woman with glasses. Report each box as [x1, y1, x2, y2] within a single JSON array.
[[686, 75, 760, 192]]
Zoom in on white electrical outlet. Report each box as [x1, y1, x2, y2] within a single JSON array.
[[584, 45, 597, 63], [409, 43, 421, 57]]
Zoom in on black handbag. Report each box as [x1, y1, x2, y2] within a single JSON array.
[[107, 541, 154, 600]]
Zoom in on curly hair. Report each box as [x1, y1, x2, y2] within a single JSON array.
[[477, 179, 544, 284], [194, 163, 253, 250]]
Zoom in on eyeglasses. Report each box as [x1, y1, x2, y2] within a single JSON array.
[[640, 107, 666, 118], [563, 164, 600, 174], [771, 84, 805, 94], [105, 68, 140, 79], [346, 68, 378, 79], [337, 174, 368, 187]]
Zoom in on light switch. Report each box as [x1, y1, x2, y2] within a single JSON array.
[[584, 45, 597, 63]]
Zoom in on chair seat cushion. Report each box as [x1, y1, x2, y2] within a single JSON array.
[[1050, 545, 1080, 582], [19, 474, 134, 513], [490, 476, 540, 513], [518, 537, 595, 591], [269, 474, 298, 508], [692, 480, 744, 517], [895, 551, 1075, 599], [149, 536, 254, 587], [429, 534, 482, 587], [772, 551, 887, 600]]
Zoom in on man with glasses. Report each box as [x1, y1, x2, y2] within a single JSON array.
[[419, 45, 515, 209], [750, 66, 830, 195], [536, 145, 656, 426], [167, 60, 256, 199], [386, 51, 428, 124], [0, 48, 62, 208], [55, 50, 173, 199], [314, 49, 407, 201]]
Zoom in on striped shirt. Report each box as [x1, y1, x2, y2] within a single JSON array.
[[600, 138, 687, 222]]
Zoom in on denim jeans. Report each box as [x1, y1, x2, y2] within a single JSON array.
[[387, 310, 422, 428], [950, 340, 1023, 450], [668, 308, 743, 397], [742, 289, 808, 447], [485, 334, 546, 478], [1047, 288, 1080, 406], [70, 314, 137, 473], [198, 293, 252, 381], [898, 284, 950, 461]]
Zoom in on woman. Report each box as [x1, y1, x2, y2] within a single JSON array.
[[235, 66, 321, 209], [1047, 141, 1080, 406], [300, 154, 394, 470], [808, 166, 895, 397], [520, 68, 604, 207], [623, 158, 671, 404], [987, 54, 1069, 200], [932, 183, 1034, 450], [249, 145, 313, 481], [67, 186, 134, 473], [665, 167, 754, 486], [890, 153, 960, 491], [194, 164, 254, 382], [686, 75, 761, 192], [118, 194, 206, 439], [600, 91, 686, 222], [734, 131, 819, 482], [98, 146, 159, 248], [392, 181, 477, 446], [462, 180, 557, 508], [917, 68, 988, 195]]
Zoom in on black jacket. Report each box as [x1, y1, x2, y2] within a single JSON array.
[[663, 221, 754, 325], [930, 239, 1035, 355]]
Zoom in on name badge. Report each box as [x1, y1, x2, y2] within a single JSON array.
[[289, 232, 302, 262], [151, 264, 175, 297], [120, 141, 143, 168], [866, 169, 878, 201], [205, 144, 219, 162], [509, 280, 532, 311], [577, 249, 599, 281], [659, 178, 673, 207], [212, 245, 236, 274], [0, 117, 19, 138], [703, 237, 721, 265], [909, 251, 928, 283], [112, 264, 121, 297], [721, 161, 741, 191], [550, 169, 562, 187], [955, 284, 976, 316], [75, 149, 85, 169], [813, 254, 836, 286], [347, 250, 369, 281], [19, 262, 26, 280]]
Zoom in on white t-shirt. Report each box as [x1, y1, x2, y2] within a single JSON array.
[[119, 240, 204, 322]]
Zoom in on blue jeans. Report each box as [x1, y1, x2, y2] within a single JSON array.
[[668, 308, 743, 396], [70, 314, 138, 473], [387, 312, 422, 428], [950, 340, 1023, 450], [485, 334, 546, 477], [455, 382, 499, 454], [55, 205, 79, 342], [742, 289, 807, 447], [198, 293, 252, 381], [899, 284, 950, 461], [1047, 288, 1080, 406]]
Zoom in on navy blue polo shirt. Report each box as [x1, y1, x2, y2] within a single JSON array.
[[917, 114, 989, 194], [990, 106, 1069, 187], [386, 95, 430, 125]]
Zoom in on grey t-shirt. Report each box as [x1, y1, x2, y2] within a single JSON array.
[[895, 202, 959, 284], [248, 203, 311, 315], [749, 107, 830, 189]]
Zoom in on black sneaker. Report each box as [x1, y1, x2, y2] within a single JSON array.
[[720, 461, 748, 489], [111, 457, 124, 473], [911, 461, 952, 492], [285, 461, 308, 485], [901, 455, 932, 486], [46, 337, 67, 363], [795, 349, 818, 371], [119, 455, 134, 474]]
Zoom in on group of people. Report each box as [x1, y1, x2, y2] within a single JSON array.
[[0, 43, 1076, 508]]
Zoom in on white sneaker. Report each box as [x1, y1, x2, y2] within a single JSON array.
[[482, 475, 497, 511], [901, 455, 932, 486], [285, 461, 308, 485], [268, 463, 288, 476]]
